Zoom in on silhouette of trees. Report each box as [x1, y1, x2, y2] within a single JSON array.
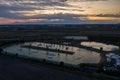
[[60, 61, 64, 66]]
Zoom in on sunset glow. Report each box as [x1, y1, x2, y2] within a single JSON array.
[[0, 0, 120, 24]]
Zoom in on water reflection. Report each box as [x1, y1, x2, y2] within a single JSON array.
[[81, 42, 119, 51], [3, 42, 101, 65]]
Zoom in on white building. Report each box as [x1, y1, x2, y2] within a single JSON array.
[[106, 53, 120, 68]]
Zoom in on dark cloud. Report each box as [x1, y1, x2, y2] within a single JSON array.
[[65, 0, 108, 2], [0, 0, 119, 24], [0, 4, 36, 11], [28, 13, 82, 19], [0, 4, 85, 20], [78, 0, 108, 1], [0, 0, 85, 20], [52, 0, 108, 2], [0, 10, 85, 20], [96, 14, 120, 18]]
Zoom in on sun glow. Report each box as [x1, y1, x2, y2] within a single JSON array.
[[0, 0, 120, 24], [88, 16, 120, 21]]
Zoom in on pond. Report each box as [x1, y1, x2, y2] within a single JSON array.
[[3, 42, 101, 66], [81, 42, 119, 51]]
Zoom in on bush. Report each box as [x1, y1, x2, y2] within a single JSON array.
[[43, 59, 46, 63], [60, 61, 64, 66]]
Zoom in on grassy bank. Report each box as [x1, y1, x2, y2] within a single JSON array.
[[0, 51, 119, 80]]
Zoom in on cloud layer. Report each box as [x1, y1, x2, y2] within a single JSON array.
[[0, 0, 120, 24]]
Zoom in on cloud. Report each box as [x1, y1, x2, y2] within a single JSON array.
[[0, 4, 36, 19], [0, 3, 86, 21], [52, 0, 108, 2], [28, 13, 84, 19], [0, 0, 85, 20], [78, 0, 108, 1], [0, 4, 36, 11], [0, 0, 119, 24], [0, 8, 85, 20], [0, 0, 72, 11], [95, 14, 120, 18]]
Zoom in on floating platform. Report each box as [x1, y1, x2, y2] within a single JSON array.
[[21, 45, 74, 55]]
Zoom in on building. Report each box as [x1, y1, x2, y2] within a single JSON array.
[[106, 53, 120, 68]]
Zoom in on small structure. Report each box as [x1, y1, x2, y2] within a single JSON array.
[[103, 66, 117, 71], [106, 53, 120, 68], [64, 36, 88, 40], [116, 59, 120, 68]]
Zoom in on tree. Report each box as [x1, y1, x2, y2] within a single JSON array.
[[60, 61, 64, 66], [43, 59, 46, 63], [0, 48, 3, 53]]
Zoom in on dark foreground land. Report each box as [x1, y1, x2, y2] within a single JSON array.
[[1, 54, 119, 80], [0, 24, 120, 80], [0, 55, 91, 80]]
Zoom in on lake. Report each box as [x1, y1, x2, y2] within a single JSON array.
[[3, 42, 101, 66], [81, 41, 119, 51]]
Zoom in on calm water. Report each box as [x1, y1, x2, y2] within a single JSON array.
[[81, 42, 119, 51], [3, 42, 101, 65]]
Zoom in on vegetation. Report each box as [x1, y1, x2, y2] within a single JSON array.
[[0, 24, 120, 80]]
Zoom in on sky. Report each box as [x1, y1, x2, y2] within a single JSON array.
[[0, 0, 120, 24]]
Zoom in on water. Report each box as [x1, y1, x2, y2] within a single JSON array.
[[81, 42, 119, 51], [64, 36, 88, 40], [3, 42, 101, 65]]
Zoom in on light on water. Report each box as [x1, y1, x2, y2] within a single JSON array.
[[3, 42, 101, 65], [81, 42, 119, 51]]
